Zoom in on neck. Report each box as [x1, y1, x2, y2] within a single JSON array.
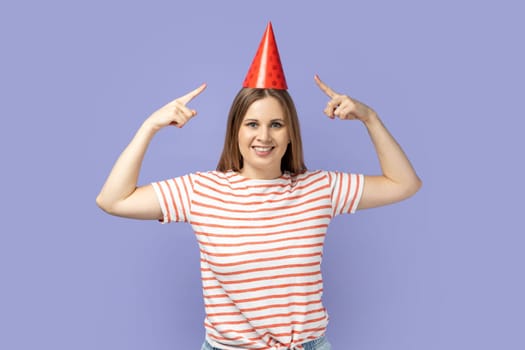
[[239, 167, 282, 180]]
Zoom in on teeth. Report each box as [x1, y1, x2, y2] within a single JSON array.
[[253, 146, 272, 152]]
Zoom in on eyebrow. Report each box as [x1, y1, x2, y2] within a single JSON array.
[[243, 118, 285, 122]]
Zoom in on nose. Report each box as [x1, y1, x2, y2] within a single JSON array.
[[257, 126, 272, 143]]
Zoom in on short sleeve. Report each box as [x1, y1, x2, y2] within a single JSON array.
[[327, 171, 364, 216], [151, 174, 194, 224]]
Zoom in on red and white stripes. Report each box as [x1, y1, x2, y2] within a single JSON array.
[[151, 170, 363, 349]]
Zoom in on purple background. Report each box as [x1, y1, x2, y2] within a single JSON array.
[[1, 1, 523, 349]]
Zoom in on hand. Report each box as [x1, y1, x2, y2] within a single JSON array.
[[146, 83, 207, 130], [314, 75, 375, 123]]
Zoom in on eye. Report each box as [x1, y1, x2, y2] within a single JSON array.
[[271, 122, 283, 128], [245, 121, 258, 128]]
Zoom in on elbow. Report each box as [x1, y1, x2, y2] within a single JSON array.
[[405, 176, 423, 198], [392, 176, 422, 202], [96, 194, 115, 215]]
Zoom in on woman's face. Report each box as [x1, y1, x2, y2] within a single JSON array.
[[238, 96, 290, 179]]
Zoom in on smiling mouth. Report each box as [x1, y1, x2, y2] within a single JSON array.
[[252, 146, 275, 156], [252, 146, 274, 152]]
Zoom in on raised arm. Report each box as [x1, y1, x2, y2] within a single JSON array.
[[96, 83, 207, 219], [314, 75, 421, 210]]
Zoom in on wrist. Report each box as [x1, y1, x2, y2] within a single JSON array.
[[362, 111, 380, 128], [140, 119, 161, 137]]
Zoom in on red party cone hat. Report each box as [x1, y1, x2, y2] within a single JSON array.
[[243, 22, 288, 90]]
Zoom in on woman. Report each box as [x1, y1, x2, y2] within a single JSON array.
[[97, 23, 421, 350]]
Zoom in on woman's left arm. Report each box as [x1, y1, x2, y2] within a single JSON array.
[[315, 75, 422, 209]]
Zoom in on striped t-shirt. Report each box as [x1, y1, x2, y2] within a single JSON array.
[[151, 170, 364, 350]]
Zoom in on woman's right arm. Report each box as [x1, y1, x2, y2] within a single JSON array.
[[96, 83, 207, 219]]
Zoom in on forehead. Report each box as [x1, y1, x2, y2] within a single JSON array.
[[243, 96, 285, 120]]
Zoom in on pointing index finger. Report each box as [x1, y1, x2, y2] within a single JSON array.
[[314, 75, 338, 98], [180, 83, 207, 105]]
